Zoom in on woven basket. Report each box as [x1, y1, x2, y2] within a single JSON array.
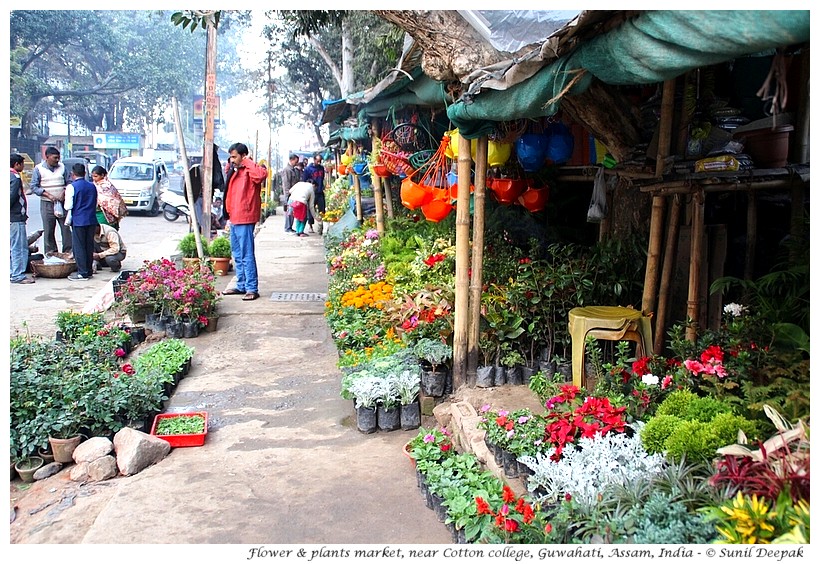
[[31, 259, 77, 278]]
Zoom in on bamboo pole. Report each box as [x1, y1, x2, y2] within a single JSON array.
[[171, 97, 204, 258], [656, 78, 676, 178], [371, 119, 385, 235], [468, 136, 488, 387], [452, 132, 472, 390], [384, 177, 395, 219], [685, 189, 705, 342], [641, 195, 666, 318], [654, 194, 681, 353], [350, 142, 363, 222]]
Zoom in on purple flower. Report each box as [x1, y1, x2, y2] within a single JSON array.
[[423, 434, 435, 443], [479, 404, 491, 413]]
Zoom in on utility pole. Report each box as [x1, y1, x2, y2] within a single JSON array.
[[266, 50, 274, 204], [200, 11, 218, 241]]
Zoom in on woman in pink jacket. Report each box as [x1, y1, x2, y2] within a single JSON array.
[[222, 142, 267, 301]]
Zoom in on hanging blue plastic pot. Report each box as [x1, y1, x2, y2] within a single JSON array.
[[545, 122, 574, 164], [516, 133, 549, 172]]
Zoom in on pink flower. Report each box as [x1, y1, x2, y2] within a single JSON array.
[[661, 375, 673, 389], [114, 348, 126, 358]]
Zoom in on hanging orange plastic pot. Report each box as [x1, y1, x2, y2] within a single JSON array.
[[421, 189, 454, 222], [401, 177, 433, 209], [518, 185, 550, 213], [337, 164, 348, 175], [489, 178, 526, 205], [449, 181, 475, 202]]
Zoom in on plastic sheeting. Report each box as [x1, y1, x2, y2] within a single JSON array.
[[448, 10, 810, 139]]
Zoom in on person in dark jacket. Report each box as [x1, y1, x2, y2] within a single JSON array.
[[302, 154, 325, 233], [65, 162, 98, 280], [10, 153, 34, 284]]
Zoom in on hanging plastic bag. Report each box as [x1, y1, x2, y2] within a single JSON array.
[[587, 167, 608, 223]]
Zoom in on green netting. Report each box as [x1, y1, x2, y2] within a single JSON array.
[[448, 10, 810, 139]]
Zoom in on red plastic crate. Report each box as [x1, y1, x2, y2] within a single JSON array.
[[150, 412, 208, 447]]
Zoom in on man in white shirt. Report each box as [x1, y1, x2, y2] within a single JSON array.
[[93, 223, 127, 272]]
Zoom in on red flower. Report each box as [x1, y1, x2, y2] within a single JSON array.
[[440, 443, 451, 452], [475, 497, 492, 515], [545, 523, 553, 534], [502, 485, 516, 503], [701, 345, 724, 363], [114, 348, 126, 358], [121, 363, 135, 375], [521, 503, 535, 524], [503, 519, 519, 533], [632, 356, 650, 376]]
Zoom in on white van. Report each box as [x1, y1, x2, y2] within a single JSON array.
[[108, 157, 169, 215]]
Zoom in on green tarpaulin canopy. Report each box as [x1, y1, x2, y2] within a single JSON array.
[[448, 10, 810, 138]]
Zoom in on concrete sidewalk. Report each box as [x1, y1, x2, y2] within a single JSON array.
[[10, 211, 452, 547]]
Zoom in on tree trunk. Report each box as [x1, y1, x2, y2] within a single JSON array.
[[373, 11, 503, 82]]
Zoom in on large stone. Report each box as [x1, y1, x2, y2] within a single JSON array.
[[33, 461, 63, 481], [69, 461, 90, 482], [74, 436, 114, 463], [87, 455, 118, 482], [113, 427, 170, 476]]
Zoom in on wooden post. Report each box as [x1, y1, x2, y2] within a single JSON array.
[[384, 177, 395, 219], [353, 172, 363, 223], [200, 19, 217, 241], [468, 136, 488, 387], [656, 79, 676, 178], [452, 132, 472, 390], [685, 189, 705, 342], [371, 120, 385, 235], [654, 194, 681, 353], [172, 97, 203, 258], [641, 194, 666, 318]]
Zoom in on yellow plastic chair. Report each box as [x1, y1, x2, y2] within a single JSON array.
[[568, 306, 653, 388]]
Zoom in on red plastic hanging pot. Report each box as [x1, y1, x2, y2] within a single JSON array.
[[401, 177, 433, 209], [518, 185, 550, 212], [490, 178, 526, 205], [373, 163, 390, 178]]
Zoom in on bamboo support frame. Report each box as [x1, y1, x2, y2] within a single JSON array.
[[467, 136, 488, 387], [641, 194, 666, 318], [452, 133, 473, 390], [654, 194, 681, 353], [371, 119, 386, 234], [685, 189, 705, 342], [656, 79, 676, 178]]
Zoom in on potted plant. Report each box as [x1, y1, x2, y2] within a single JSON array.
[[150, 411, 208, 447], [500, 348, 526, 386], [375, 377, 401, 432], [14, 455, 44, 483], [177, 232, 206, 265], [395, 369, 421, 430], [207, 235, 232, 275], [348, 376, 381, 434], [412, 337, 452, 397]]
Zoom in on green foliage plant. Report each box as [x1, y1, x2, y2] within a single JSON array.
[[155, 413, 205, 435], [177, 232, 203, 259], [412, 337, 452, 372], [55, 310, 105, 341], [207, 235, 231, 258]]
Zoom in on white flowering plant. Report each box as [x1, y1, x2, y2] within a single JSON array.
[[592, 341, 686, 422], [518, 423, 666, 509]]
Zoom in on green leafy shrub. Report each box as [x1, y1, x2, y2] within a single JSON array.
[[655, 389, 699, 418], [641, 414, 682, 454], [664, 420, 724, 462], [685, 395, 734, 422], [207, 235, 231, 258], [710, 412, 760, 446]]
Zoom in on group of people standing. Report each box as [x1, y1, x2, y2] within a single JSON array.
[[9, 148, 127, 284], [280, 153, 327, 237]]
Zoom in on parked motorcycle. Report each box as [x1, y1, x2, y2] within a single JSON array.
[[159, 187, 190, 222]]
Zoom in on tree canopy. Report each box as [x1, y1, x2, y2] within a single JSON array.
[[10, 10, 244, 138]]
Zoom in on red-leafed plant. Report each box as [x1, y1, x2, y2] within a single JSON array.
[[710, 405, 810, 503], [542, 385, 628, 461], [475, 485, 546, 544]]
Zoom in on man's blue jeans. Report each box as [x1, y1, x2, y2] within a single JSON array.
[[230, 223, 258, 293], [10, 221, 29, 281]]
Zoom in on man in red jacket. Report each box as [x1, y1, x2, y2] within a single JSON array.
[[222, 142, 266, 301]]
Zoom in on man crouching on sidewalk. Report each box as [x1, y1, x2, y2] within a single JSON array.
[[93, 223, 127, 272]]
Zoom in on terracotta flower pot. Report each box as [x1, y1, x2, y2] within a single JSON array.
[[48, 435, 82, 464]]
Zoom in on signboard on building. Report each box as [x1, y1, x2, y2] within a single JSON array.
[[93, 132, 142, 150]]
